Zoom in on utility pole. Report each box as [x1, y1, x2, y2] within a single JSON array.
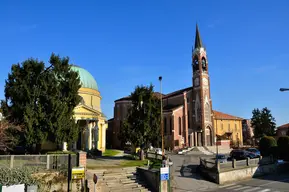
[[159, 76, 164, 156]]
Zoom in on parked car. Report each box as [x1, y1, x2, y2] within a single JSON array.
[[229, 149, 255, 160], [215, 154, 227, 163], [245, 148, 260, 158], [155, 148, 163, 155]]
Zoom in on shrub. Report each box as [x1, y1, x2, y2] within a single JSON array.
[[0, 167, 40, 186], [277, 136, 289, 160], [87, 148, 102, 157], [259, 136, 277, 156]]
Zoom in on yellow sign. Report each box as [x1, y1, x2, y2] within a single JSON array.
[[71, 167, 85, 180]]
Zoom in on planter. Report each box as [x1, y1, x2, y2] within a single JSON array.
[[26, 185, 38, 192]]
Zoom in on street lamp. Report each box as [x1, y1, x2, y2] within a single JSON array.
[[280, 88, 289, 92], [159, 76, 164, 156]]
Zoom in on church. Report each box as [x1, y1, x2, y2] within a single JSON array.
[[107, 25, 243, 151]]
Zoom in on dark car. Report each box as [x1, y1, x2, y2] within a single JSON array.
[[245, 148, 260, 158], [230, 149, 255, 160], [215, 154, 227, 163]]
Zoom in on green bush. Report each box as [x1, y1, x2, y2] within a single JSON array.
[[278, 136, 289, 160], [0, 167, 40, 186], [259, 136, 277, 156]]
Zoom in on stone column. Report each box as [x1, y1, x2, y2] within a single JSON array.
[[102, 123, 107, 151], [94, 120, 99, 150], [88, 122, 92, 150], [73, 119, 78, 150], [85, 120, 89, 150]]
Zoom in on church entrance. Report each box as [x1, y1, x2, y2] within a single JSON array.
[[206, 127, 212, 146]]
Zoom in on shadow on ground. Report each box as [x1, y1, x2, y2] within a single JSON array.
[[179, 164, 203, 180]]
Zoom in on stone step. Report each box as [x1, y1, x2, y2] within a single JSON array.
[[107, 185, 145, 191]]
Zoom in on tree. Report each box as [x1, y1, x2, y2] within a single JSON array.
[[119, 84, 161, 159], [251, 107, 276, 139], [1, 53, 81, 150], [0, 120, 22, 151]]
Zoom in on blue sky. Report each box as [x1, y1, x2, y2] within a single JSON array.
[[0, 0, 289, 126]]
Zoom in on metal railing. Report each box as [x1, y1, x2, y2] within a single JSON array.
[[0, 154, 77, 170], [200, 156, 274, 172], [146, 152, 163, 160]]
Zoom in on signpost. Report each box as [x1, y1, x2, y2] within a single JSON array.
[[93, 174, 98, 192], [71, 167, 85, 180], [160, 167, 169, 192]]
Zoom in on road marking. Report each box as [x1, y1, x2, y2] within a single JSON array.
[[243, 187, 261, 192], [226, 185, 242, 190], [219, 183, 236, 188], [259, 189, 271, 192], [233, 186, 251, 191], [259, 178, 289, 187]]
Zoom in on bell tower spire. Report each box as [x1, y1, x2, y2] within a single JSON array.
[[194, 24, 203, 49], [190, 24, 215, 147]]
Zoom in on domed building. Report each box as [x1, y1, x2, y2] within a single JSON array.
[[71, 65, 107, 152]]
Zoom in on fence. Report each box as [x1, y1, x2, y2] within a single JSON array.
[[200, 156, 274, 172], [146, 152, 163, 160], [0, 154, 77, 170]]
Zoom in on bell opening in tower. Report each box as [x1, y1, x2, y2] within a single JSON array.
[[202, 57, 207, 71], [193, 57, 199, 72]]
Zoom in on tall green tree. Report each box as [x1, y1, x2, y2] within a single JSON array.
[[1, 53, 81, 150], [251, 107, 276, 138], [119, 84, 161, 157]]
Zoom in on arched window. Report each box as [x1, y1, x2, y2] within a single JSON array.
[[204, 103, 210, 121], [164, 117, 167, 135], [178, 117, 182, 135], [170, 117, 173, 133], [188, 111, 190, 128], [193, 57, 199, 72], [202, 57, 207, 71]]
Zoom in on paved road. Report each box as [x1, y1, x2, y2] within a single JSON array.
[[208, 173, 289, 192], [168, 152, 218, 192]]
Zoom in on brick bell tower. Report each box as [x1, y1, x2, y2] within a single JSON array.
[[191, 24, 215, 146]]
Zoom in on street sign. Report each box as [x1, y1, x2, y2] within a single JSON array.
[[160, 167, 169, 181], [160, 173, 169, 181], [93, 174, 98, 184], [71, 167, 85, 180]]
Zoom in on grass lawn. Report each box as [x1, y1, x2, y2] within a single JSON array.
[[46, 150, 76, 155], [102, 149, 121, 157], [119, 160, 147, 167], [86, 160, 148, 169]]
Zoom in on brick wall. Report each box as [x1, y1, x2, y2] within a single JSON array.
[[78, 151, 87, 168]]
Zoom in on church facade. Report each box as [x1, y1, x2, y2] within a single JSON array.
[[71, 65, 108, 152], [108, 25, 243, 150]]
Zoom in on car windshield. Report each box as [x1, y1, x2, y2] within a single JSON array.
[[247, 148, 258, 152], [217, 155, 226, 159]]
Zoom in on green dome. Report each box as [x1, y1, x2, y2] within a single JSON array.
[[70, 65, 98, 91]]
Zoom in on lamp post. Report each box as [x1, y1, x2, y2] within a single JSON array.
[[280, 88, 289, 92], [159, 76, 164, 156], [216, 120, 218, 156]]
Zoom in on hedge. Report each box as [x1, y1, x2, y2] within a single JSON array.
[[277, 136, 289, 160], [259, 136, 277, 157]]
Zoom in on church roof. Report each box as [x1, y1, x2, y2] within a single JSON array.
[[115, 92, 165, 102], [71, 65, 99, 91], [213, 110, 243, 120], [163, 86, 192, 99], [277, 123, 289, 129], [163, 104, 183, 112]]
